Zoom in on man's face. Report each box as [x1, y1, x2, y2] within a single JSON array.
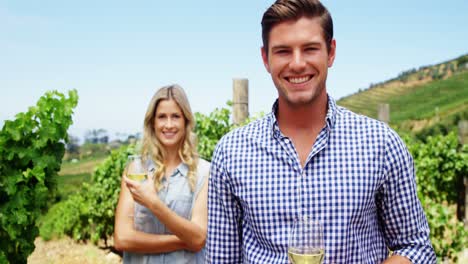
[[262, 16, 336, 108]]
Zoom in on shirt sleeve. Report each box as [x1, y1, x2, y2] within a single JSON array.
[[206, 140, 243, 263], [379, 128, 437, 263]]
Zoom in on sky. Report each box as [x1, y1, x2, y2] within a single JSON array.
[[1, 0, 467, 142]]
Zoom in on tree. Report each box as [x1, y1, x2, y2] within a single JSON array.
[[84, 129, 109, 144], [66, 134, 80, 157]]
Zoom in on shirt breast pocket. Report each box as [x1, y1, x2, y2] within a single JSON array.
[[169, 195, 193, 219]]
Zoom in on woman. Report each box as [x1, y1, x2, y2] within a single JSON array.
[[114, 84, 209, 263]]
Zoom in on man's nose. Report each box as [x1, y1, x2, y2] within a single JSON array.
[[290, 50, 306, 72]]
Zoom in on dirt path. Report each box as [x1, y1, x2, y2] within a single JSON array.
[[28, 237, 121, 264], [27, 236, 467, 263]]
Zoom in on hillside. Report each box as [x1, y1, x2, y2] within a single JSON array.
[[337, 54, 468, 132]]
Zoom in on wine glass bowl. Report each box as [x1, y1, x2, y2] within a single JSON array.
[[288, 217, 325, 264], [126, 155, 147, 182]]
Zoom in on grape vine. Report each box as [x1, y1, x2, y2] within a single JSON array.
[[0, 90, 78, 264]]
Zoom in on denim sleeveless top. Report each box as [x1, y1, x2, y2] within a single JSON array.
[[123, 158, 210, 264]]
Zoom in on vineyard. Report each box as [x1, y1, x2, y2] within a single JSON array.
[[337, 54, 468, 135], [1, 55, 468, 263], [0, 91, 78, 263]]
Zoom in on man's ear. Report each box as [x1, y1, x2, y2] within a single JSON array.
[[328, 39, 336, 68], [261, 46, 271, 73]]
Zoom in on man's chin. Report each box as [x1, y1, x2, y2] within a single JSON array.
[[284, 97, 314, 107]]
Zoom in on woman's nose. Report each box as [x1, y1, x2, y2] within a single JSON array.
[[164, 118, 173, 128]]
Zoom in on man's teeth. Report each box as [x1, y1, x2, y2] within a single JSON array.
[[289, 76, 310, 84]]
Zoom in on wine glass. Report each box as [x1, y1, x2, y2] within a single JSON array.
[[126, 155, 147, 182], [288, 217, 325, 264]]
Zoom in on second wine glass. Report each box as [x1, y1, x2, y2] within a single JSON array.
[[288, 217, 325, 264]]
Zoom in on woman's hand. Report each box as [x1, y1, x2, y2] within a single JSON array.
[[124, 176, 159, 209], [114, 173, 188, 253]]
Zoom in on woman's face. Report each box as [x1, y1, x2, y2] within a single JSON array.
[[154, 99, 186, 152]]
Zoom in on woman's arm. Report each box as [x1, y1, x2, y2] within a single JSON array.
[[382, 255, 412, 264], [125, 176, 208, 252], [114, 173, 189, 253]]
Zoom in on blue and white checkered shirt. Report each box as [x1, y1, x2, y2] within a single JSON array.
[[206, 96, 436, 263]]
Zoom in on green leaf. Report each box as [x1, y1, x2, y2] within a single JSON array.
[[0, 90, 78, 263]]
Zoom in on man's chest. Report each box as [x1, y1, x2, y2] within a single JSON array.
[[227, 146, 384, 240]]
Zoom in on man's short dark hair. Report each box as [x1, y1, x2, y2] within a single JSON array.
[[261, 0, 333, 55]]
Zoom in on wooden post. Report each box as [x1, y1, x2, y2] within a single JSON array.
[[233, 79, 249, 125], [459, 120, 468, 145], [377, 103, 390, 124], [457, 120, 468, 225]]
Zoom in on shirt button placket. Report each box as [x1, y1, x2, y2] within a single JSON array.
[[298, 169, 305, 218]]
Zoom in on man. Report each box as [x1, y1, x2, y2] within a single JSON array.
[[206, 0, 436, 263]]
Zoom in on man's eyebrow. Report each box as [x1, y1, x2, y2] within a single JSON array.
[[303, 41, 322, 46], [271, 41, 322, 50], [271, 45, 291, 50]]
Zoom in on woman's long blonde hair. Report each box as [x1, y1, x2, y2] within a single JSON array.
[[141, 84, 198, 192]]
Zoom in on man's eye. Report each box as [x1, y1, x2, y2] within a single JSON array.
[[305, 47, 318, 52], [275, 50, 288, 54]]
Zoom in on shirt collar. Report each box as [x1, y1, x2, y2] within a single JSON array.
[[174, 162, 189, 177], [269, 100, 282, 139], [326, 95, 337, 130], [146, 157, 189, 178], [269, 94, 337, 138]]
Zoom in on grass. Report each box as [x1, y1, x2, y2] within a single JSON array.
[[337, 70, 468, 128], [57, 155, 107, 199], [388, 72, 468, 123], [56, 173, 91, 200], [59, 155, 107, 176]]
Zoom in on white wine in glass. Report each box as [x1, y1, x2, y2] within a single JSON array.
[[126, 155, 147, 182], [288, 217, 325, 264]]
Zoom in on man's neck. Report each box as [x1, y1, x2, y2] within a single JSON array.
[[276, 93, 328, 134], [276, 93, 328, 167]]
